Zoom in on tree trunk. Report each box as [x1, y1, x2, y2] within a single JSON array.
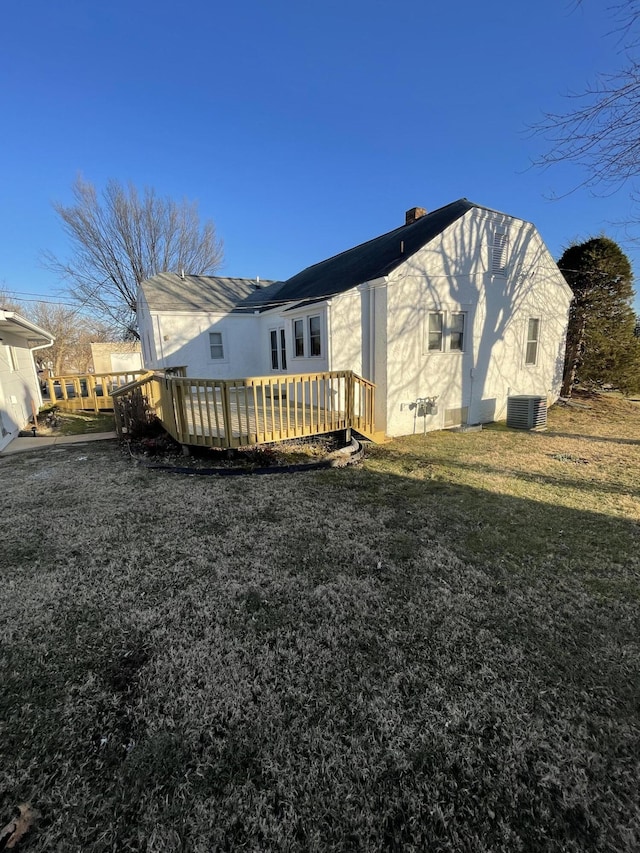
[[561, 311, 587, 397]]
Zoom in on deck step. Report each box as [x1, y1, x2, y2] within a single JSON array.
[[356, 430, 388, 444]]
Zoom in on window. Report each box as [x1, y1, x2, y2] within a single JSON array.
[[491, 230, 509, 274], [450, 313, 465, 351], [294, 319, 304, 357], [209, 331, 224, 359], [270, 328, 287, 370], [309, 316, 321, 357], [428, 312, 444, 351], [525, 318, 540, 365], [426, 311, 467, 353]]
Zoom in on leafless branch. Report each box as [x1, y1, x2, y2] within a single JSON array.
[[45, 177, 224, 337], [534, 1, 640, 203]]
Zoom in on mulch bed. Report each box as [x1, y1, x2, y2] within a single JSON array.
[[124, 430, 363, 475]]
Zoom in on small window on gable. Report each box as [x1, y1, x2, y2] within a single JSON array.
[[450, 313, 465, 351], [209, 331, 224, 359], [294, 319, 304, 357], [428, 312, 444, 351], [491, 230, 509, 275], [309, 315, 321, 357], [525, 318, 540, 365]]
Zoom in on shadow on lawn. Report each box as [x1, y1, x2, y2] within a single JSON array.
[[1, 441, 640, 852], [545, 431, 640, 446], [402, 452, 640, 499]]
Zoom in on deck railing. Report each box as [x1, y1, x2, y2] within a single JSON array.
[[111, 370, 376, 448], [45, 367, 187, 413]]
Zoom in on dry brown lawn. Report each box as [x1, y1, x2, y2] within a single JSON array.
[[1, 392, 639, 851]]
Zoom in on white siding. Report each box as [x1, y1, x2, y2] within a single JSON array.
[[0, 334, 43, 451], [136, 208, 571, 440], [327, 289, 364, 376], [269, 306, 329, 375], [381, 209, 571, 437], [141, 311, 263, 378]]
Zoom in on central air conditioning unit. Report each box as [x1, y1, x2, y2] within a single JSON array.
[[506, 395, 547, 430]]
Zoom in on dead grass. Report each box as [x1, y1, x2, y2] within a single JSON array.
[[37, 407, 115, 435], [1, 393, 639, 851]]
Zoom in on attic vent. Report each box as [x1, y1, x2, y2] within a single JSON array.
[[491, 230, 509, 274], [506, 395, 547, 430], [406, 207, 427, 225]]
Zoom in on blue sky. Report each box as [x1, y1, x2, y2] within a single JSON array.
[[2, 0, 639, 311]]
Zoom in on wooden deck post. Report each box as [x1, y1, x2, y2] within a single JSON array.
[[220, 381, 234, 447]]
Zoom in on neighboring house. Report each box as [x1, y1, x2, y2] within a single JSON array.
[[90, 341, 143, 375], [137, 199, 573, 437], [0, 311, 54, 451]]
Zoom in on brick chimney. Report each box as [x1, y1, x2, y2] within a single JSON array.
[[405, 207, 427, 225]]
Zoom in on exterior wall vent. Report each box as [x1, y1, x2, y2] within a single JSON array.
[[506, 395, 547, 430]]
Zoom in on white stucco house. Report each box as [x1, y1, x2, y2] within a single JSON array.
[[137, 199, 573, 438], [0, 311, 54, 451]]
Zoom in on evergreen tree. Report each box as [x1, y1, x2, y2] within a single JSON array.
[[559, 237, 640, 396]]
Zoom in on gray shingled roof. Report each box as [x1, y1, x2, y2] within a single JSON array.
[[139, 273, 281, 313], [139, 200, 504, 315], [266, 199, 485, 308]]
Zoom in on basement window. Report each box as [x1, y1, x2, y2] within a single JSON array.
[[209, 331, 224, 359], [525, 318, 540, 365]]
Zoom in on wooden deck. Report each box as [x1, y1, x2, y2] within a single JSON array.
[[45, 370, 151, 412], [111, 370, 377, 448]]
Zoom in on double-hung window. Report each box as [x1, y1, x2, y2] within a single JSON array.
[[428, 312, 444, 351], [209, 331, 224, 359], [292, 315, 322, 358], [525, 318, 540, 365], [427, 311, 466, 353], [450, 313, 465, 351], [309, 316, 321, 357]]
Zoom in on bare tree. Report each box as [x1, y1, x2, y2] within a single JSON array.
[[45, 177, 224, 337], [27, 302, 109, 376], [0, 285, 22, 313], [536, 1, 640, 197]]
